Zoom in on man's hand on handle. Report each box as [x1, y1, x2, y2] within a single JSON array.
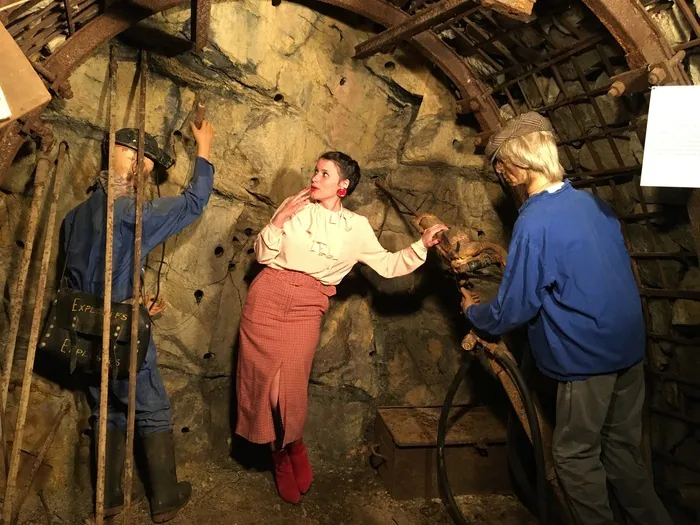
[[191, 120, 215, 162], [271, 188, 311, 228], [460, 287, 480, 314]]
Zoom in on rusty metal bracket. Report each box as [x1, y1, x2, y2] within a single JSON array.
[[16, 116, 53, 152], [607, 66, 649, 97], [31, 61, 73, 99], [647, 50, 687, 86]]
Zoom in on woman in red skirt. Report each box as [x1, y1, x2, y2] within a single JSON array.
[[235, 151, 447, 503]]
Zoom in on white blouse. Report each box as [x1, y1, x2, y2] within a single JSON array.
[[254, 203, 428, 286]]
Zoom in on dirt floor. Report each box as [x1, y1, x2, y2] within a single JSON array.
[[18, 459, 537, 525]]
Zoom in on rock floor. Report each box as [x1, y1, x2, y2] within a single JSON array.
[[19, 460, 536, 525]]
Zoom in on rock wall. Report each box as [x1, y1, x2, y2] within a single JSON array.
[[0, 0, 510, 505]]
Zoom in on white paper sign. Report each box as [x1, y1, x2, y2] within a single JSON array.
[[0, 86, 11, 121], [640, 85, 700, 188]]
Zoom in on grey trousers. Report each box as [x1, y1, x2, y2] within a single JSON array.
[[552, 362, 673, 525]]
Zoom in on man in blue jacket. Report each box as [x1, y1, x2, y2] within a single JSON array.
[[62, 120, 214, 522], [462, 112, 672, 524]]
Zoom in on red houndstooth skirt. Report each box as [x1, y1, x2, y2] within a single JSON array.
[[235, 267, 336, 447]]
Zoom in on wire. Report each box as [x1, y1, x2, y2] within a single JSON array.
[[437, 348, 551, 525]]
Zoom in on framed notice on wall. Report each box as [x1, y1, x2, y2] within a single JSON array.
[[0, 23, 52, 130], [640, 85, 700, 189]]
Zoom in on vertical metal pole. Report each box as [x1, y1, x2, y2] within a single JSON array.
[[2, 141, 67, 525], [0, 152, 52, 477], [95, 44, 118, 525], [122, 49, 147, 523], [1, 154, 52, 411]]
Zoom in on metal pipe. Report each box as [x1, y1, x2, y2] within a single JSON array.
[[1, 153, 52, 412], [123, 49, 147, 521], [94, 45, 118, 525], [2, 140, 67, 525]]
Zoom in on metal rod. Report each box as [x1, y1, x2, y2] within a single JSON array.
[[354, 0, 475, 59], [630, 251, 697, 260], [674, 0, 700, 39], [95, 45, 118, 525], [653, 449, 700, 474], [651, 406, 700, 427], [373, 178, 419, 217], [123, 49, 147, 522], [63, 0, 75, 35], [12, 401, 70, 524], [647, 366, 700, 392], [2, 141, 66, 525], [1, 154, 52, 412], [191, 0, 211, 53], [649, 332, 700, 346], [637, 288, 700, 300]]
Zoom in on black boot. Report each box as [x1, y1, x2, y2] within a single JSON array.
[[141, 430, 192, 523], [94, 427, 145, 517]]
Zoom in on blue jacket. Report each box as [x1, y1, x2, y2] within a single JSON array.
[[466, 181, 645, 381], [62, 157, 214, 302]]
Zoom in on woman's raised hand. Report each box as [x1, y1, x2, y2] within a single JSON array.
[[421, 223, 449, 248], [271, 187, 311, 228]]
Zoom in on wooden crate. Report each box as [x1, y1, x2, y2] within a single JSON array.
[[373, 405, 512, 500], [0, 23, 51, 130]]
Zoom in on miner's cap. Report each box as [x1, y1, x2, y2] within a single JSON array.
[[113, 128, 175, 170], [485, 112, 554, 162]]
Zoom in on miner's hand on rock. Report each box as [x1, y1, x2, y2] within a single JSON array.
[[191, 120, 215, 162], [271, 188, 311, 228], [421, 223, 448, 248]]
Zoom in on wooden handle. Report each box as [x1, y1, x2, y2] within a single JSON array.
[[193, 102, 205, 128]]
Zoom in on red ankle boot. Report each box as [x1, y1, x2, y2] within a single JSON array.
[[272, 449, 301, 504], [287, 439, 313, 494]]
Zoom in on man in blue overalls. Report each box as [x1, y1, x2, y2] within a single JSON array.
[[61, 120, 215, 522]]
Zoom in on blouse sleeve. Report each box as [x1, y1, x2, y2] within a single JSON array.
[[357, 217, 428, 278], [254, 222, 284, 264]]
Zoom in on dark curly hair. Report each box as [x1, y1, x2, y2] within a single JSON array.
[[319, 151, 361, 196]]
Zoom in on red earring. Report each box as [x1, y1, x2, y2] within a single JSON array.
[[337, 188, 347, 197]]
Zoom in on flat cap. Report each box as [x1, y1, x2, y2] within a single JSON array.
[[485, 112, 553, 161]]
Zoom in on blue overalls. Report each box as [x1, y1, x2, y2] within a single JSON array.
[[61, 157, 214, 434]]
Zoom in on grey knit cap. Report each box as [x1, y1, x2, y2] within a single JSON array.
[[485, 112, 554, 161]]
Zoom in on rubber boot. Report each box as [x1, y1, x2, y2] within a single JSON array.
[[287, 439, 313, 494], [94, 428, 145, 517], [141, 430, 192, 523], [272, 449, 301, 504]]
